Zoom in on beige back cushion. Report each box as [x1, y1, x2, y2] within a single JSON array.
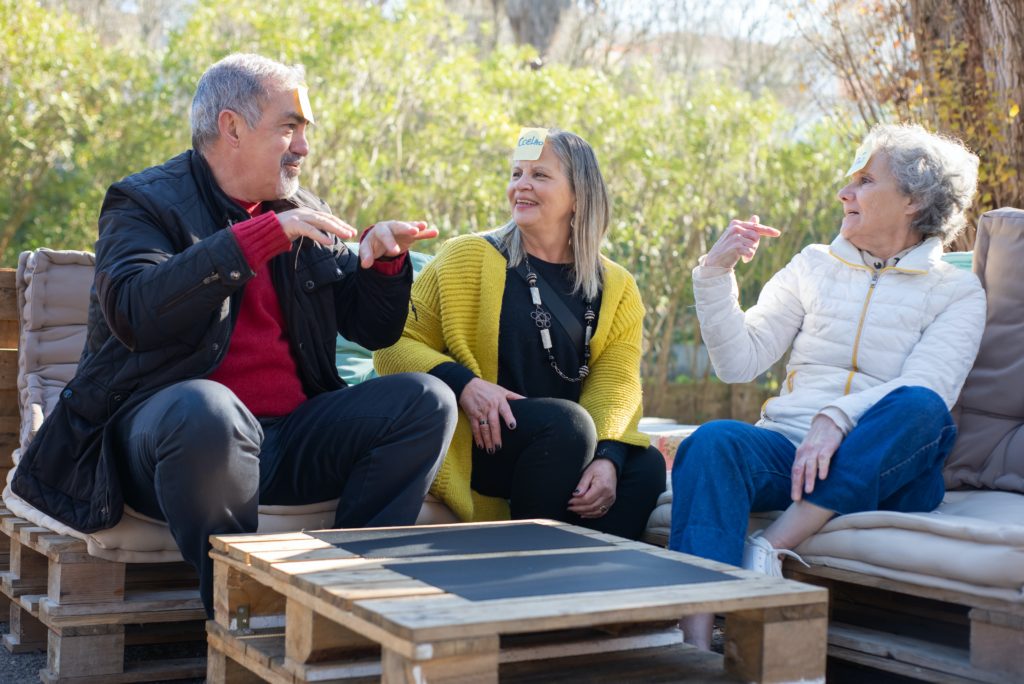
[[945, 208, 1024, 493], [15, 248, 94, 456]]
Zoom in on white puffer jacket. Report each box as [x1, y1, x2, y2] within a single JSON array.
[[693, 234, 987, 445]]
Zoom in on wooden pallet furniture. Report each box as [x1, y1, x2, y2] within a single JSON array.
[[0, 268, 20, 628], [787, 564, 1024, 684], [0, 516, 207, 683], [207, 519, 828, 683], [0, 506, 208, 682], [0, 264, 208, 683]]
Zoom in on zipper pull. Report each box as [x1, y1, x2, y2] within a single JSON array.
[[202, 272, 220, 285]]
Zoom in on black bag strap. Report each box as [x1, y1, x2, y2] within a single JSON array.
[[482, 234, 585, 351]]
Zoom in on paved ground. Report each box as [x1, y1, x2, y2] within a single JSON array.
[[0, 620, 45, 684]]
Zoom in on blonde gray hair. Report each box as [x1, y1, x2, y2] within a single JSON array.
[[191, 53, 306, 155], [859, 123, 979, 244], [492, 129, 610, 300]]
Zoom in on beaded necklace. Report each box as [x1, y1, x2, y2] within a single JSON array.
[[523, 255, 594, 383]]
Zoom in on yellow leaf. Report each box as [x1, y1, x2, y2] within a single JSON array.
[[914, 83, 923, 96], [1010, 103, 1020, 119]]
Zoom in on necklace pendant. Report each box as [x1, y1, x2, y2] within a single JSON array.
[[584, 324, 593, 346], [539, 328, 553, 350], [530, 286, 542, 306]]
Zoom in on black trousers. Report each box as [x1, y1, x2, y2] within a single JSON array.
[[471, 398, 666, 540], [111, 373, 457, 615]]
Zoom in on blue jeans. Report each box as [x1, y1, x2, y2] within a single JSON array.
[[668, 386, 956, 567]]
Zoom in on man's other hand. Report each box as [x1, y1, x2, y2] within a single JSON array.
[[359, 221, 439, 268]]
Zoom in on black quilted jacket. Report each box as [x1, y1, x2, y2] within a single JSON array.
[[12, 150, 413, 532]]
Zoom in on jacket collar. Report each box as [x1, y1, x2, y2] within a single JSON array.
[[189, 150, 251, 229], [828, 234, 943, 274], [189, 150, 324, 228]]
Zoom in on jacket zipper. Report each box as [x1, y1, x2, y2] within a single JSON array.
[[845, 270, 880, 394], [156, 271, 221, 315]]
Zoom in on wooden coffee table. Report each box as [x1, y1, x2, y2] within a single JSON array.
[[206, 520, 827, 683]]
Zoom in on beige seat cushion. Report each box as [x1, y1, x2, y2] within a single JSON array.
[[6, 460, 457, 564], [643, 486, 673, 548], [645, 486, 1024, 603], [7, 248, 458, 563], [639, 422, 696, 546], [787, 490, 1024, 602]]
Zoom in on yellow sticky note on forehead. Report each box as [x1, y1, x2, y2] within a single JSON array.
[[294, 86, 315, 124], [513, 127, 548, 161], [845, 144, 871, 176]]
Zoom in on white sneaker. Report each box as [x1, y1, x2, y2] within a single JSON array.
[[741, 531, 809, 577]]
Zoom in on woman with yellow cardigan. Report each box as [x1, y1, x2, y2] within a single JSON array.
[[375, 128, 664, 539]]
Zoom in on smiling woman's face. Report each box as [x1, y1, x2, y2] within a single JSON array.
[[506, 143, 575, 235], [836, 151, 918, 255]]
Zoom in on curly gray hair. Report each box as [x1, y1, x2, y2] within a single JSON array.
[[858, 123, 979, 244], [190, 53, 306, 155]]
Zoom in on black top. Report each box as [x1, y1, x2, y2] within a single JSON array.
[[431, 250, 631, 472]]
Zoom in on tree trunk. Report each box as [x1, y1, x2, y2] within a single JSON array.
[[504, 0, 571, 56]]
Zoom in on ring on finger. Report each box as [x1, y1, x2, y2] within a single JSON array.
[[598, 505, 608, 513], [478, 418, 488, 426]]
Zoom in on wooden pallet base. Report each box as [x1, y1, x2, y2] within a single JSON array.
[[0, 507, 207, 681], [206, 618, 686, 683], [789, 565, 1024, 684], [208, 635, 745, 683]]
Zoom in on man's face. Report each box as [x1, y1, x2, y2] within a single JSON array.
[[235, 86, 310, 201]]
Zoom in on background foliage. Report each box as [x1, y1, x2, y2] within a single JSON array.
[[3, 0, 1018, 419]]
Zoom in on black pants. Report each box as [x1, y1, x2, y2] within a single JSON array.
[[471, 398, 665, 540], [111, 373, 457, 615]]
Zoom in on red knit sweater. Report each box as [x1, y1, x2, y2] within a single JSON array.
[[207, 202, 304, 416], [207, 203, 407, 417]]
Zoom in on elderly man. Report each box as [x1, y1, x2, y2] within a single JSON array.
[[13, 53, 457, 614]]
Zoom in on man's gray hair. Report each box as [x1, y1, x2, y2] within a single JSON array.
[[190, 53, 306, 155], [495, 129, 610, 300], [859, 123, 979, 244]]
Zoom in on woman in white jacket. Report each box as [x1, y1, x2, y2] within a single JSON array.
[[672, 123, 987, 649]]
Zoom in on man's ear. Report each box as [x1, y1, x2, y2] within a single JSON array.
[[217, 109, 244, 148]]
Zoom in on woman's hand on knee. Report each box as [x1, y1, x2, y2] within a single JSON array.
[[791, 414, 843, 501], [568, 459, 617, 518], [458, 378, 524, 453]]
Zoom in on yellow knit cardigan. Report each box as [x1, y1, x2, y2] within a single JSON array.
[[374, 234, 649, 522]]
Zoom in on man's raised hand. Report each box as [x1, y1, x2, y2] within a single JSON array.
[[359, 221, 439, 268]]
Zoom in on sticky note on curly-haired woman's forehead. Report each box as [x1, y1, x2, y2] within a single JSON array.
[[513, 128, 548, 161], [845, 144, 871, 176]]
